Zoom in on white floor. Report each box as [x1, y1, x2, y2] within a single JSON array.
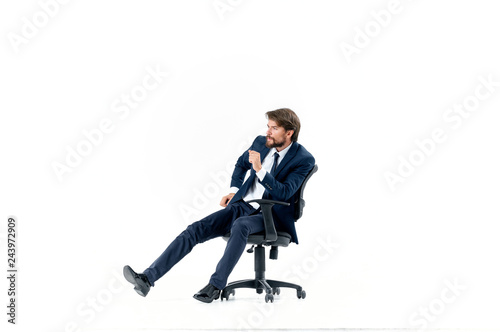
[[70, 272, 496, 332], [83, 281, 336, 331]]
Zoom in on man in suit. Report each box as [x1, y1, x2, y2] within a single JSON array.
[[123, 108, 315, 303]]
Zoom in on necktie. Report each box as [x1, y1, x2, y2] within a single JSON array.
[[271, 152, 280, 175]]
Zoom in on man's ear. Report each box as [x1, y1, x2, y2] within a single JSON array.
[[286, 129, 294, 139]]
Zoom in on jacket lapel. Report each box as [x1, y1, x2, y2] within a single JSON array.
[[273, 141, 298, 178]]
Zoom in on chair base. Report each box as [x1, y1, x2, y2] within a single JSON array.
[[220, 245, 306, 303], [221, 278, 306, 303]]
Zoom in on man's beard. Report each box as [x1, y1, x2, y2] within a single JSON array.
[[265, 136, 285, 148]]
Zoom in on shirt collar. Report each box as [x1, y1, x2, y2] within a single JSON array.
[[271, 141, 293, 159]]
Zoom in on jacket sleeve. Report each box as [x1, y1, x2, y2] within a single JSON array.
[[260, 154, 315, 202], [230, 136, 260, 189]]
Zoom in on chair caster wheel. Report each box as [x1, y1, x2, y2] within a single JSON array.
[[272, 287, 281, 295], [265, 293, 274, 303], [297, 289, 306, 299], [221, 289, 235, 301]]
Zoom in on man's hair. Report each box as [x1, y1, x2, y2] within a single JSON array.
[[266, 108, 301, 142]]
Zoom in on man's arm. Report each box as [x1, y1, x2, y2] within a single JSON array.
[[230, 149, 252, 189], [220, 137, 260, 207], [230, 136, 264, 188], [259, 156, 315, 202]]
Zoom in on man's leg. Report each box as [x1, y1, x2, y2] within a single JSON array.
[[143, 201, 253, 287], [208, 213, 265, 290]]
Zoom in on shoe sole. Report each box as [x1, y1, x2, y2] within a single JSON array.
[[193, 292, 220, 303], [123, 265, 148, 297]]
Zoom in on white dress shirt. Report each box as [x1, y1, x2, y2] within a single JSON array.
[[230, 143, 293, 209]]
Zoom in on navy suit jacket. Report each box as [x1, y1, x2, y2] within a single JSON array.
[[228, 136, 315, 244]]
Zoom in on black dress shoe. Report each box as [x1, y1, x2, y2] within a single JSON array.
[[193, 283, 220, 303], [123, 265, 151, 297]]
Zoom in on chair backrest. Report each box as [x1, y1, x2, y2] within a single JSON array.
[[293, 164, 318, 221]]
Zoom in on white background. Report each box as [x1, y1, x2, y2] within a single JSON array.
[[1, 0, 500, 331]]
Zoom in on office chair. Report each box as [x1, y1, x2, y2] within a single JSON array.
[[221, 164, 318, 303]]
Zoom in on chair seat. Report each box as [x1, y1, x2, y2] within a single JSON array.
[[223, 231, 291, 247]]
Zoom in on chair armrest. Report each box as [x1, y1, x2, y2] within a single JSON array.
[[246, 199, 290, 242], [246, 199, 290, 207]]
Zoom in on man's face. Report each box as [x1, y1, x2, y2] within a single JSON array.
[[266, 120, 290, 149]]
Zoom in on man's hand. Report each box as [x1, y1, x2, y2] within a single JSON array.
[[220, 193, 235, 207], [248, 150, 262, 172]]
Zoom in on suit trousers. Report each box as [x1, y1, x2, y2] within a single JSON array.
[[143, 200, 265, 290]]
